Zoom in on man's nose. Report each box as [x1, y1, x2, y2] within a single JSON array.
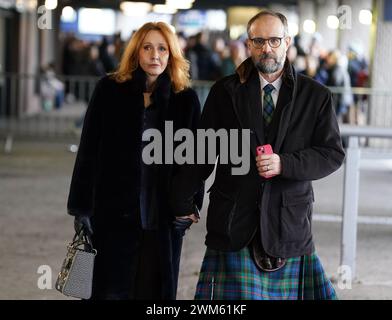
[[260, 41, 273, 52]]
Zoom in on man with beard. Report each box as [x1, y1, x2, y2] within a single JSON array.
[[170, 10, 345, 300]]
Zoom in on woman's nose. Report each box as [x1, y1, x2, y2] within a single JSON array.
[[151, 48, 159, 59]]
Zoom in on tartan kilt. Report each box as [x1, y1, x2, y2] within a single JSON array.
[[194, 246, 337, 300]]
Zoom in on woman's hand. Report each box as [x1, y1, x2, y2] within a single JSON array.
[[173, 213, 199, 236], [74, 215, 93, 236], [176, 213, 199, 223]]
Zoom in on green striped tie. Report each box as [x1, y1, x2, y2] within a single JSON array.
[[263, 84, 275, 126]]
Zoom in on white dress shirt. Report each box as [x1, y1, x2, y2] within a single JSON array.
[[259, 73, 283, 113]]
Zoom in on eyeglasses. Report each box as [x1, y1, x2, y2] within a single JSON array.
[[249, 37, 284, 49]]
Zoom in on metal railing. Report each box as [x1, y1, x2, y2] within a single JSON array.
[[1, 73, 392, 151], [1, 73, 392, 140], [0, 73, 99, 142], [339, 125, 392, 279]]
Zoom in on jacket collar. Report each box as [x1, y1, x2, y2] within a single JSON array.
[[122, 68, 173, 120], [231, 57, 298, 153], [130, 67, 172, 98]]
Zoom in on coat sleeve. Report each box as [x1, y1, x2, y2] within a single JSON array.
[[169, 85, 219, 217], [67, 78, 106, 217], [188, 90, 205, 212], [279, 91, 345, 181]]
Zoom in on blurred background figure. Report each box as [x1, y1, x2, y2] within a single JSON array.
[[211, 36, 226, 77], [184, 34, 198, 80], [86, 45, 106, 77], [40, 63, 65, 111], [176, 32, 188, 53], [188, 31, 220, 80], [325, 50, 353, 122], [220, 40, 247, 76], [286, 45, 297, 65], [98, 36, 119, 74], [300, 55, 328, 85], [347, 43, 369, 125]]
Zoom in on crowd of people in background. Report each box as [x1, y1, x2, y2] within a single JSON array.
[[45, 30, 369, 125], [289, 34, 369, 124]]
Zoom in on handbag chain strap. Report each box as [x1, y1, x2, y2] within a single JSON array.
[[68, 231, 97, 255]]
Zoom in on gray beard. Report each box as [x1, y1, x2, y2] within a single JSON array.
[[254, 54, 284, 74]]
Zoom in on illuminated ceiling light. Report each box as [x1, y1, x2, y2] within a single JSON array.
[[27, 0, 37, 10], [165, 0, 193, 10], [153, 4, 178, 14], [16, 0, 37, 11], [303, 19, 316, 34], [120, 2, 152, 16], [61, 6, 76, 22], [359, 9, 372, 25], [78, 8, 116, 35], [15, 0, 23, 11], [230, 25, 246, 40], [327, 15, 339, 29], [45, 0, 57, 10], [288, 22, 299, 36]]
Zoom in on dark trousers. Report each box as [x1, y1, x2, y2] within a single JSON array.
[[90, 219, 184, 300], [134, 230, 162, 299]]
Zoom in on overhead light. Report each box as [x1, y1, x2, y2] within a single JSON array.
[[229, 25, 246, 40], [78, 8, 116, 35], [166, 0, 193, 10], [288, 22, 299, 36], [303, 19, 316, 34], [61, 6, 76, 22], [45, 0, 57, 10], [359, 9, 372, 25], [153, 4, 178, 14], [120, 1, 152, 16], [16, 0, 37, 12], [327, 15, 339, 29]]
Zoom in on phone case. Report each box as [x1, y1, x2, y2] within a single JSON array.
[[256, 144, 273, 155], [256, 144, 276, 179]]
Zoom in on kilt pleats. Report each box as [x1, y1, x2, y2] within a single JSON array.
[[194, 247, 337, 300]]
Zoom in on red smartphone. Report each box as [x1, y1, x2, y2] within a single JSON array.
[[256, 144, 273, 156], [256, 144, 276, 179]]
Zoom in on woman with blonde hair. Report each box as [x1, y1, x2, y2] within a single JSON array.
[[67, 22, 203, 299]]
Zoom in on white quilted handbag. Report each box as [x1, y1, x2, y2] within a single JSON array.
[[55, 231, 97, 299]]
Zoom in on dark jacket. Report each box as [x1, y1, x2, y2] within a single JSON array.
[[67, 71, 203, 299], [170, 57, 345, 258]]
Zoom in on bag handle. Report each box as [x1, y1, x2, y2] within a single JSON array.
[[69, 230, 96, 255]]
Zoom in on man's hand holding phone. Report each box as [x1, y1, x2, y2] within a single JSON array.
[[256, 144, 282, 179]]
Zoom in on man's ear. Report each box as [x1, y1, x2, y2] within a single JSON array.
[[285, 36, 292, 48], [246, 38, 252, 50]]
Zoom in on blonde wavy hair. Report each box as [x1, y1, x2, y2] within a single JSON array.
[[112, 22, 190, 92]]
